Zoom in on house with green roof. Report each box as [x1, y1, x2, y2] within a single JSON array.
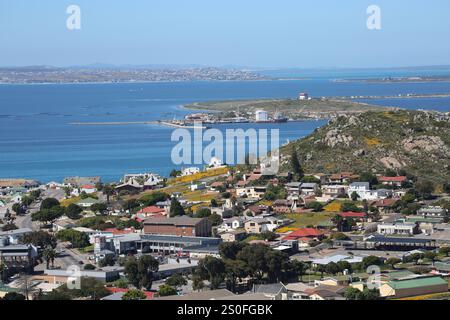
[[380, 276, 448, 298], [76, 197, 101, 208]]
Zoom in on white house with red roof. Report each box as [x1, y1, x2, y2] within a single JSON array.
[[80, 184, 97, 194], [378, 176, 407, 187]]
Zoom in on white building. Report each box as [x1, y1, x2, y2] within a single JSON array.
[[377, 222, 418, 236], [208, 157, 225, 169], [347, 182, 392, 201], [182, 167, 200, 176], [298, 92, 310, 100], [255, 110, 269, 122]]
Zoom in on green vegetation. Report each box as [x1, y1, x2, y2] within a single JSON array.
[[283, 110, 450, 185]]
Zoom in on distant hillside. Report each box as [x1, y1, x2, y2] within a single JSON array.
[[282, 110, 450, 184]]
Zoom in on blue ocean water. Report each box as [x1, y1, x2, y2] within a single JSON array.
[[1, 79, 449, 182]]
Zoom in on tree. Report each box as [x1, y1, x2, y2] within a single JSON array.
[[57, 277, 109, 300], [40, 198, 60, 210], [344, 287, 381, 300], [359, 172, 379, 187], [211, 199, 218, 207], [197, 256, 225, 290], [166, 274, 187, 289], [84, 264, 96, 270], [351, 191, 360, 202], [290, 149, 304, 181], [290, 260, 308, 281], [56, 229, 90, 248], [98, 255, 116, 268], [1, 292, 26, 301], [195, 208, 211, 218], [65, 203, 83, 220], [90, 203, 108, 214], [169, 169, 181, 178], [336, 261, 352, 274], [22, 231, 57, 249], [415, 180, 435, 199], [208, 213, 223, 227], [306, 201, 323, 212], [325, 262, 341, 275], [122, 289, 147, 300], [2, 223, 18, 232], [439, 247, 450, 257], [158, 284, 177, 297], [362, 256, 384, 269], [32, 207, 64, 225], [192, 274, 205, 292], [170, 198, 185, 217], [424, 251, 438, 265], [103, 184, 115, 204], [42, 247, 57, 269], [386, 258, 402, 270], [139, 192, 168, 207], [124, 255, 159, 290], [219, 242, 247, 260], [344, 287, 361, 300], [12, 203, 25, 215], [224, 259, 248, 293]]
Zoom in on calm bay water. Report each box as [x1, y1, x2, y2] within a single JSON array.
[[1, 79, 449, 182]]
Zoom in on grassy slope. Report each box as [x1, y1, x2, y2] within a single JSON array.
[[282, 110, 450, 184]]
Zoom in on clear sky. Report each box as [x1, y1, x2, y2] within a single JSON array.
[[1, 0, 450, 68]]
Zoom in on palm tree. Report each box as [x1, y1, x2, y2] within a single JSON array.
[[103, 184, 114, 204], [42, 248, 57, 269], [0, 262, 6, 283]]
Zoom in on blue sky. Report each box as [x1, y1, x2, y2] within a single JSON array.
[[1, 0, 450, 68]]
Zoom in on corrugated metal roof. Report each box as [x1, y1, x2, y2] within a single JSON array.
[[388, 276, 447, 290]]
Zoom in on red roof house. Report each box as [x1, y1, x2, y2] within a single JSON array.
[[138, 206, 166, 215], [337, 212, 367, 219], [282, 228, 325, 241]]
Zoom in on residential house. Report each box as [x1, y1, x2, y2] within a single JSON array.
[[252, 283, 288, 300], [328, 172, 359, 184], [300, 183, 318, 196], [236, 186, 267, 199], [285, 182, 302, 200], [378, 176, 407, 187], [0, 228, 32, 245], [321, 185, 348, 198], [137, 206, 167, 217], [182, 167, 200, 176], [282, 228, 325, 245], [218, 217, 246, 232], [76, 197, 101, 208], [417, 206, 447, 218], [190, 182, 206, 191], [80, 185, 97, 194], [220, 230, 247, 242], [348, 182, 392, 201]]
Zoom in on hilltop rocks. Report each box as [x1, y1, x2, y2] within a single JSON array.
[[379, 157, 405, 169], [283, 110, 450, 184], [323, 129, 354, 147], [402, 135, 447, 154]]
